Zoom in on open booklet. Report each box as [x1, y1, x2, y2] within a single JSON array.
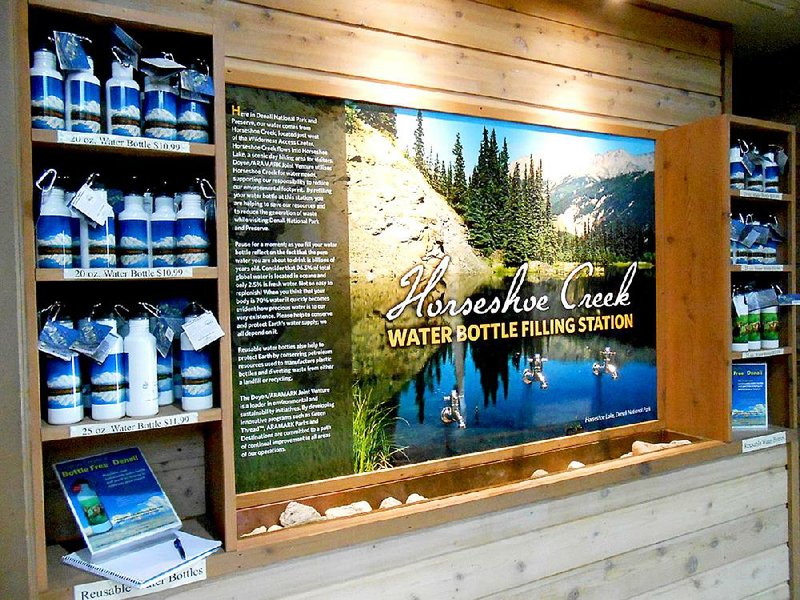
[[54, 447, 221, 588]]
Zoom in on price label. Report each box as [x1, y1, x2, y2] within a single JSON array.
[[741, 431, 786, 453]]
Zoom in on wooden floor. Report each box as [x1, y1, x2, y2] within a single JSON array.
[[153, 446, 790, 600]]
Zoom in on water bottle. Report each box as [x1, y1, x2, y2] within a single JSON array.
[[105, 59, 141, 137], [156, 344, 174, 406], [177, 98, 209, 143], [176, 182, 210, 266], [118, 177, 150, 268], [45, 317, 83, 425], [150, 183, 177, 267], [747, 300, 762, 351], [763, 150, 780, 193], [62, 176, 83, 268], [730, 145, 745, 190], [36, 176, 72, 269], [65, 57, 101, 133], [745, 148, 764, 192], [180, 306, 213, 411], [143, 76, 177, 140], [90, 312, 127, 420], [124, 307, 159, 417], [30, 47, 65, 130], [80, 176, 116, 268], [731, 288, 749, 353], [761, 305, 780, 350]]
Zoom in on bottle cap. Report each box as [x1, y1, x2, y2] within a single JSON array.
[[183, 301, 205, 318], [124, 175, 145, 196]]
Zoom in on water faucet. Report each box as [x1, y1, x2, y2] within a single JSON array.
[[441, 389, 466, 428], [592, 346, 619, 379], [523, 354, 548, 389]]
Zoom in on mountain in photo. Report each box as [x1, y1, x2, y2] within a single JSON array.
[[545, 149, 655, 234]]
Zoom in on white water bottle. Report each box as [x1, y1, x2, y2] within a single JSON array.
[[90, 315, 127, 420], [36, 181, 72, 269], [176, 185, 209, 266], [118, 180, 150, 268], [46, 318, 83, 425], [124, 310, 159, 417], [65, 57, 101, 133], [30, 47, 65, 130], [143, 76, 177, 140], [151, 186, 177, 267], [105, 59, 141, 137]]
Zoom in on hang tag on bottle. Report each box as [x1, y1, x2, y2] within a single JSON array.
[[70, 185, 113, 226], [732, 295, 747, 317], [152, 318, 175, 358], [730, 219, 745, 242], [38, 321, 80, 360], [179, 68, 215, 98], [182, 311, 224, 350], [741, 227, 761, 249], [777, 149, 789, 173], [768, 221, 786, 241], [111, 25, 142, 69], [71, 320, 115, 362], [53, 31, 90, 71], [741, 150, 757, 176], [753, 224, 770, 245], [755, 287, 779, 309]]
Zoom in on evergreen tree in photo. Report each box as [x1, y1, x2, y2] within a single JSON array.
[[413, 110, 425, 172], [451, 133, 468, 214], [353, 102, 397, 138]]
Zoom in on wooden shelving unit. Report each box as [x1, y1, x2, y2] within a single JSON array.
[[658, 113, 798, 435], [21, 2, 235, 593]]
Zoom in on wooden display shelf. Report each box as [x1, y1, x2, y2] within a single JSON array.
[[32, 129, 215, 158], [36, 267, 219, 282], [730, 264, 793, 273], [730, 189, 791, 202], [40, 405, 222, 442], [732, 346, 794, 360], [657, 113, 797, 443]]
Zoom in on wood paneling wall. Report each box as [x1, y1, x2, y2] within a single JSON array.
[[159, 446, 791, 600], [48, 0, 727, 130]]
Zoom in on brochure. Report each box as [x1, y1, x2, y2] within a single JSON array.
[[731, 362, 768, 428], [53, 447, 221, 587]]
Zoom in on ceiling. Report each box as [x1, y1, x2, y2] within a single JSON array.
[[643, 0, 800, 57]]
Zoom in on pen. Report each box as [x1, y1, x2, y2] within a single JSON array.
[[174, 535, 186, 560]]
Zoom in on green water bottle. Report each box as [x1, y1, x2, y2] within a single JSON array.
[[732, 288, 749, 352], [761, 305, 780, 349]]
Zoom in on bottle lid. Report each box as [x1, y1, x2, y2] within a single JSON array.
[[33, 47, 58, 70], [129, 303, 151, 320], [124, 175, 145, 197], [111, 59, 134, 80], [153, 179, 172, 198], [183, 301, 205, 319]]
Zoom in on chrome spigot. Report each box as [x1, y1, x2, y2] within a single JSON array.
[[523, 354, 548, 389], [592, 346, 619, 379], [441, 389, 466, 428]]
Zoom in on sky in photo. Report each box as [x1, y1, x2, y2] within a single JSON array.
[[395, 107, 655, 183]]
